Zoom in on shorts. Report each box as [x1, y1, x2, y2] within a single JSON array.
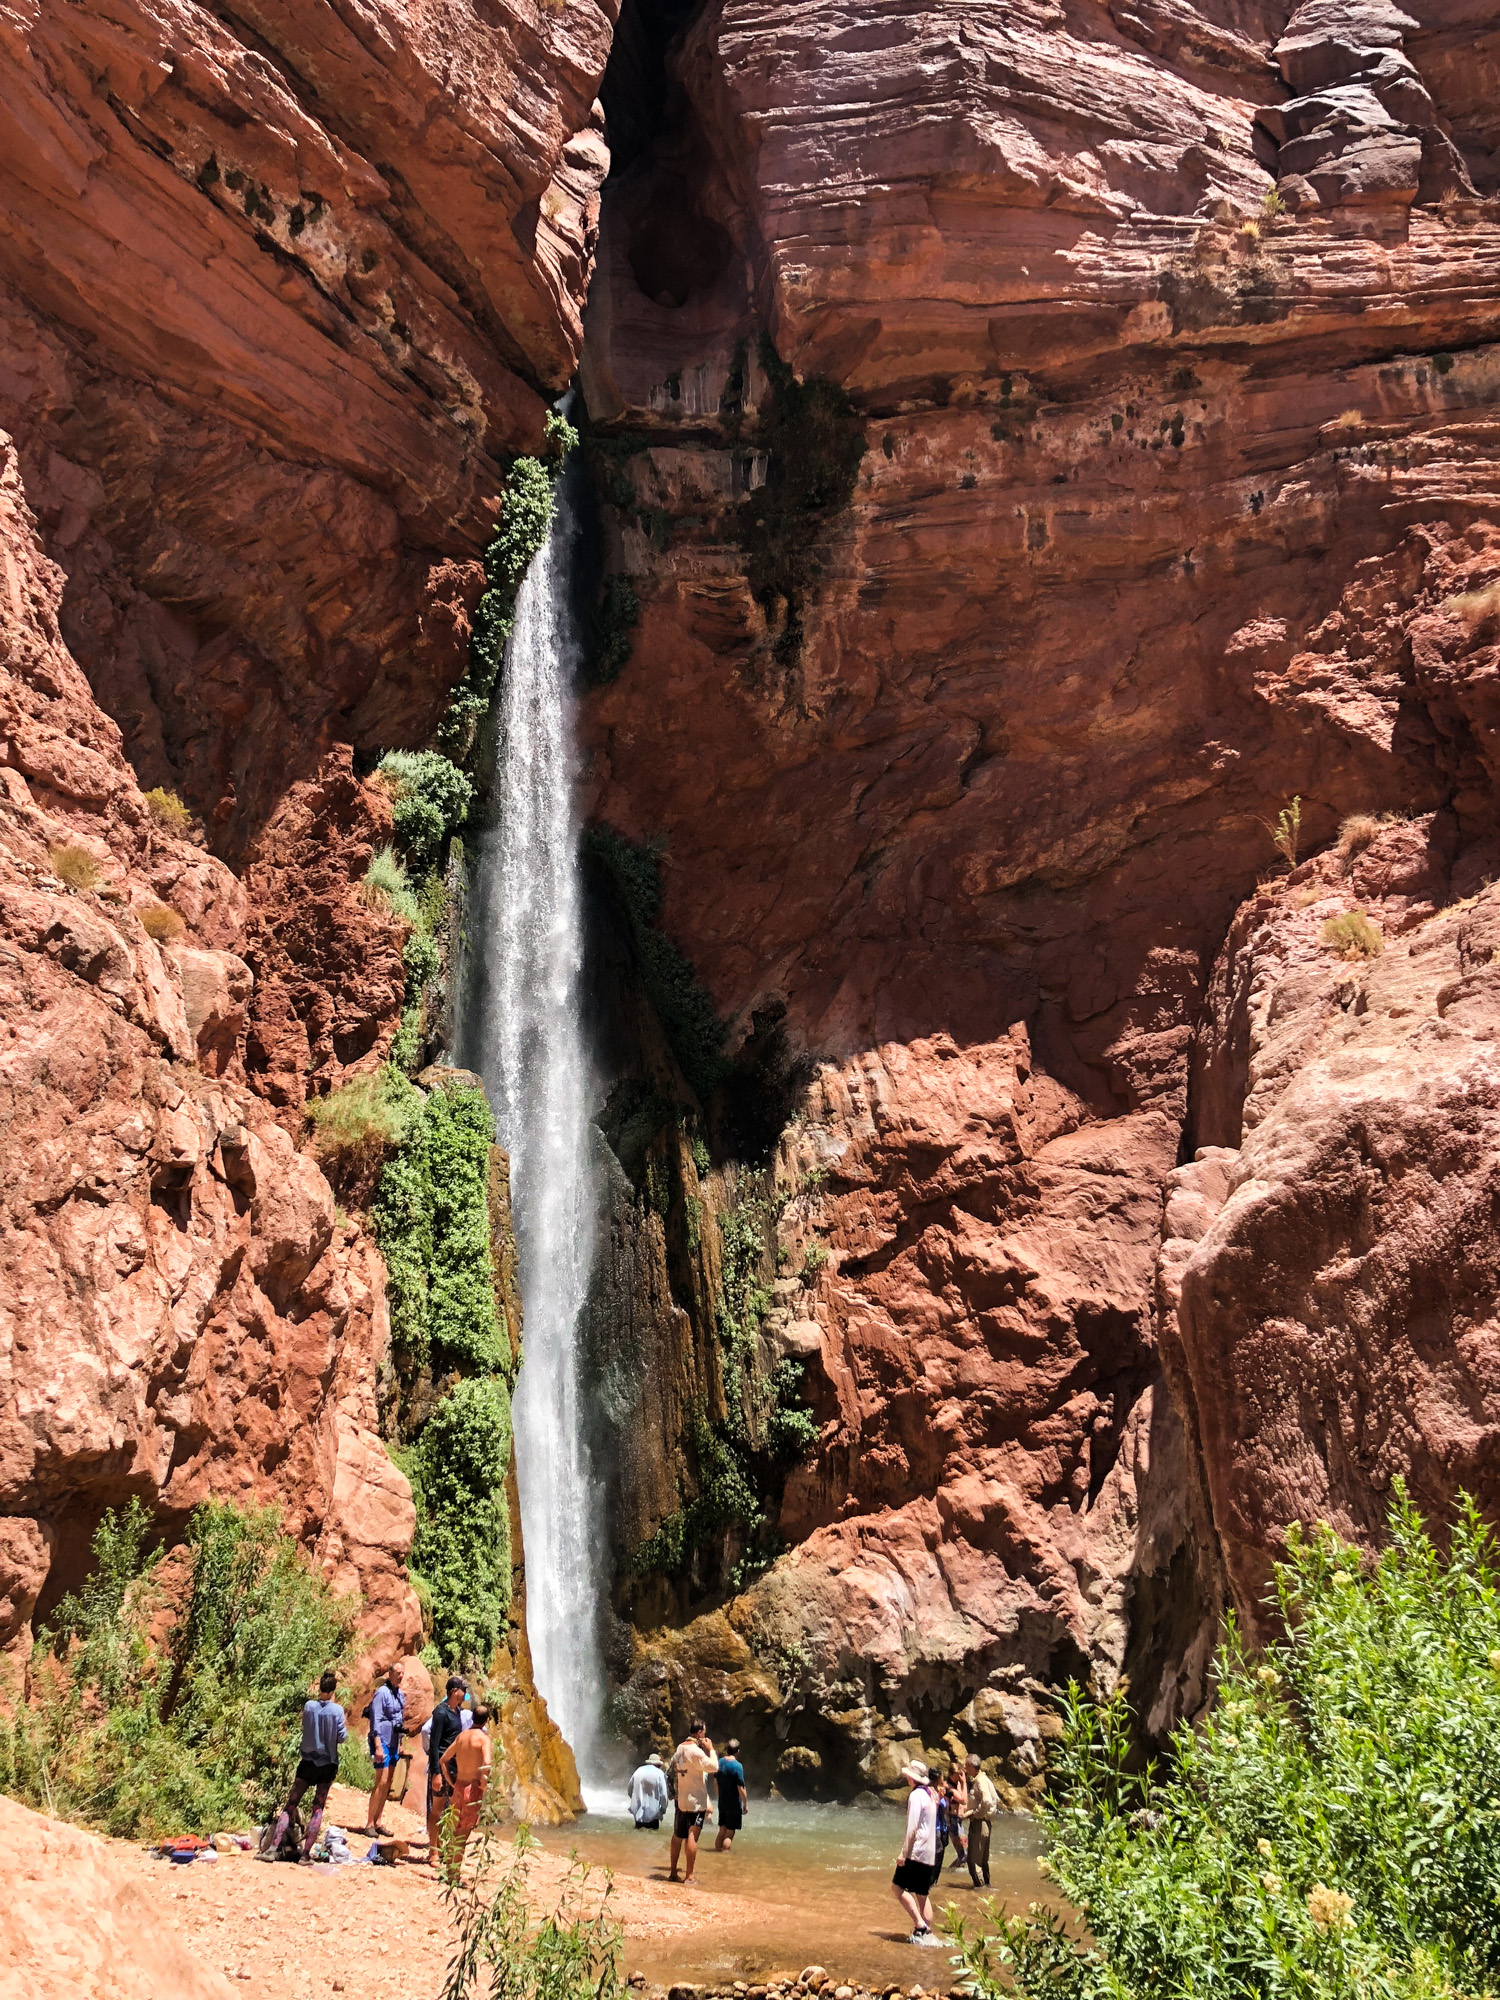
[[893, 1858, 938, 1896], [370, 1736, 400, 1771], [294, 1757, 338, 1799], [673, 1806, 707, 1841]]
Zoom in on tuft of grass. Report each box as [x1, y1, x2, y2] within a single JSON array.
[[139, 904, 186, 943], [1337, 814, 1383, 866], [306, 1067, 415, 1165], [1239, 218, 1260, 243], [143, 786, 193, 834], [1444, 580, 1500, 627], [49, 843, 103, 892], [360, 845, 420, 923], [1323, 909, 1383, 959], [1262, 184, 1286, 219], [1330, 407, 1364, 430]]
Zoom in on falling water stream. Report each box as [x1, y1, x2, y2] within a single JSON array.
[[461, 474, 605, 1776]]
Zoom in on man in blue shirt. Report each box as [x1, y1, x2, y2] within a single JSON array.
[[259, 1670, 347, 1861], [361, 1660, 407, 1837], [714, 1738, 747, 1850]]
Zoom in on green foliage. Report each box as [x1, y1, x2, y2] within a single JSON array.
[[1265, 795, 1301, 869], [143, 786, 193, 834], [947, 1484, 1500, 2000], [379, 750, 474, 877], [406, 1374, 514, 1668], [0, 1500, 357, 1840], [372, 1077, 505, 1374], [584, 574, 641, 687], [1263, 184, 1286, 219], [441, 414, 577, 761], [363, 844, 420, 921], [441, 1824, 623, 2000], [1323, 909, 1384, 960], [583, 825, 727, 1099], [305, 1064, 416, 1165], [691, 1135, 711, 1177], [339, 1734, 376, 1790], [734, 337, 867, 664], [800, 1240, 829, 1283]]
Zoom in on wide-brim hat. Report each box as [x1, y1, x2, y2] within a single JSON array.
[[900, 1759, 930, 1784], [648, 1753, 667, 1769]]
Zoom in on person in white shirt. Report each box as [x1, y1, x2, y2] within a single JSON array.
[[628, 1752, 670, 1829], [667, 1717, 718, 1884], [891, 1759, 940, 1941], [965, 1752, 1001, 1887]]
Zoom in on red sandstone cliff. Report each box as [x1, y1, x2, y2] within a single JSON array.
[[579, 0, 1500, 1777]]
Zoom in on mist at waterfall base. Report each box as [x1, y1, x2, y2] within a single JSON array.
[[460, 472, 607, 1779]]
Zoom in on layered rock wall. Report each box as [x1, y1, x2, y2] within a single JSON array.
[[578, 0, 1500, 1783]]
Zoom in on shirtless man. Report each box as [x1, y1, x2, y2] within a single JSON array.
[[438, 1703, 493, 1880]]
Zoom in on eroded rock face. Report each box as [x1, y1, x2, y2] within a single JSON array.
[[0, 0, 615, 851], [580, 0, 1500, 1774], [0, 431, 420, 1668], [1162, 817, 1500, 1626]]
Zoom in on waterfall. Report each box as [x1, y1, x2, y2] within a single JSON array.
[[461, 476, 604, 1775]]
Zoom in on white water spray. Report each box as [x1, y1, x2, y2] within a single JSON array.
[[463, 481, 604, 1774]]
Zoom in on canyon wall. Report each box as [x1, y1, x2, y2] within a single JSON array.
[[578, 0, 1500, 1788], [0, 0, 604, 1806]]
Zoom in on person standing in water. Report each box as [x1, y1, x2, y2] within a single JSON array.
[[438, 1702, 493, 1879], [628, 1752, 669, 1829], [942, 1762, 969, 1872], [891, 1759, 940, 1942], [714, 1738, 747, 1850], [965, 1753, 1000, 1888], [667, 1717, 717, 1884]]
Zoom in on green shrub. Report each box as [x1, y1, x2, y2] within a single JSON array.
[[584, 573, 640, 687], [338, 1734, 376, 1790], [1323, 909, 1383, 959], [440, 413, 577, 761], [406, 1374, 514, 1668], [306, 1066, 415, 1165], [0, 1499, 357, 1840], [948, 1484, 1500, 2000], [800, 1240, 829, 1283], [371, 1077, 505, 1374], [361, 845, 420, 922], [143, 786, 193, 834], [441, 1823, 623, 2000], [378, 750, 474, 877]]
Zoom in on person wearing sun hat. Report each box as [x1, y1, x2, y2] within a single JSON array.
[[891, 1758, 941, 1941]]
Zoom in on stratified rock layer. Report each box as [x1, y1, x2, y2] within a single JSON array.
[[0, 0, 615, 850], [581, 0, 1500, 1771]]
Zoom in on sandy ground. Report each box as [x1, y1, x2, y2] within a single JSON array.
[[139, 1785, 777, 1998]]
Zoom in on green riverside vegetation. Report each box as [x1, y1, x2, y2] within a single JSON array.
[[0, 1500, 356, 1839], [948, 1483, 1500, 2000]]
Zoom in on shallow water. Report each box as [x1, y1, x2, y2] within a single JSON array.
[[532, 1795, 1045, 1987]]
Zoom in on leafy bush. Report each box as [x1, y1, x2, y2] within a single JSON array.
[[361, 845, 420, 922], [0, 1499, 357, 1839], [306, 1066, 415, 1165], [48, 843, 102, 892], [584, 573, 640, 687], [800, 1240, 829, 1283], [947, 1484, 1500, 2000], [372, 1076, 505, 1374], [405, 1375, 514, 1668], [441, 1824, 623, 2000], [1323, 909, 1383, 960], [441, 412, 578, 761], [143, 786, 194, 834], [378, 750, 474, 877], [139, 904, 186, 943]]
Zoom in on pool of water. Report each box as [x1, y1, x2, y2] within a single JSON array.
[[528, 1793, 1045, 1988]]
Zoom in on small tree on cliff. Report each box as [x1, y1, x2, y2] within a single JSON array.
[[948, 1483, 1500, 2000]]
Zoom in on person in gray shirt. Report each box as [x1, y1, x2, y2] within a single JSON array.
[[259, 1669, 347, 1862]]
